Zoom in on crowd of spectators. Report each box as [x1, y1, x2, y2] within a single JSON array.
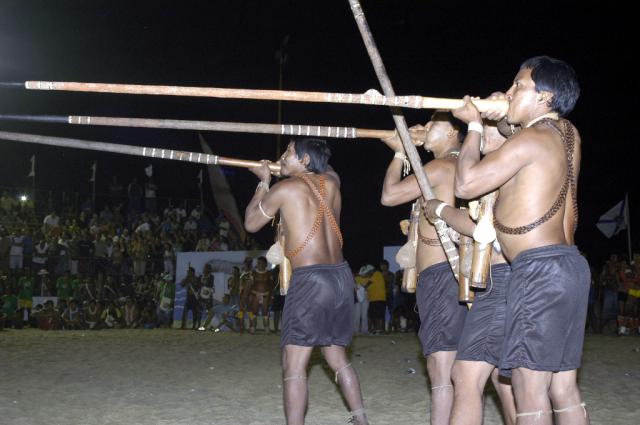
[[0, 182, 263, 331], [593, 251, 640, 335]]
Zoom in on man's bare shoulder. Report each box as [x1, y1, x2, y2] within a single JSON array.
[[423, 156, 456, 176], [508, 125, 561, 151], [270, 177, 305, 194]]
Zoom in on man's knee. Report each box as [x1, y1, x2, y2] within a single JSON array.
[[549, 377, 581, 405], [426, 351, 456, 383], [451, 361, 487, 394]]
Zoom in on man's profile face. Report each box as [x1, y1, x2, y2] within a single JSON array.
[[280, 143, 307, 176], [424, 119, 453, 149], [505, 68, 538, 125]]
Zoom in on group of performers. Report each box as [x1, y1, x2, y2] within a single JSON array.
[[243, 56, 590, 425]]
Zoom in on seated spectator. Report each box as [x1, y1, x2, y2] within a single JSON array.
[[42, 211, 60, 233], [101, 300, 122, 329], [34, 300, 61, 330], [183, 216, 198, 232], [61, 299, 83, 330], [140, 302, 157, 329], [37, 269, 53, 296], [212, 295, 241, 332], [123, 298, 139, 328], [1, 287, 18, 329], [84, 300, 102, 330], [195, 233, 210, 252]]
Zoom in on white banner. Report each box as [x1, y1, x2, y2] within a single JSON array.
[[173, 250, 267, 325]]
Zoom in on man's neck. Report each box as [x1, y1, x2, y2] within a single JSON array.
[[433, 143, 461, 159], [291, 170, 315, 178], [525, 111, 559, 128]]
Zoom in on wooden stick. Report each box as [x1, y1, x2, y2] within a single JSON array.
[[15, 80, 508, 113], [347, 0, 460, 277], [0, 130, 281, 173], [0, 114, 396, 141]]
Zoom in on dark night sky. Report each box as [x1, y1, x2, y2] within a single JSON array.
[[0, 0, 636, 268]]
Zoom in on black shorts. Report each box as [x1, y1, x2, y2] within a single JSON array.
[[417, 261, 467, 357], [499, 245, 590, 374], [368, 301, 386, 320], [456, 263, 511, 366], [281, 262, 354, 347], [199, 297, 213, 310], [271, 293, 285, 311], [618, 291, 628, 303]]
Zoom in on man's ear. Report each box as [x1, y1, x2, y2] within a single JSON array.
[[538, 90, 553, 106], [301, 153, 311, 167]]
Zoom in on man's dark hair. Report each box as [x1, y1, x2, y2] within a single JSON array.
[[430, 110, 466, 142], [520, 56, 580, 117], [292, 138, 331, 173]]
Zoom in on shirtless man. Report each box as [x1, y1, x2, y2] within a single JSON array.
[[424, 121, 516, 425], [245, 138, 367, 425], [380, 111, 467, 425], [247, 256, 273, 333], [238, 257, 254, 332], [454, 56, 588, 424]]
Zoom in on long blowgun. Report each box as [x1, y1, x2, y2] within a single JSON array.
[[0, 81, 507, 113], [0, 130, 280, 173]]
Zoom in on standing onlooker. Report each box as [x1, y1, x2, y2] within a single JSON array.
[[157, 273, 175, 327], [144, 177, 158, 214], [180, 266, 200, 330], [353, 265, 371, 335], [32, 237, 49, 272], [198, 264, 215, 330], [127, 177, 143, 216], [17, 268, 35, 326], [379, 260, 395, 331], [364, 264, 386, 334], [9, 229, 25, 272]]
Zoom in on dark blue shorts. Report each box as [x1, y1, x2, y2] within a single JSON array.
[[417, 261, 467, 357], [281, 262, 354, 347], [456, 263, 511, 366], [499, 245, 590, 373]]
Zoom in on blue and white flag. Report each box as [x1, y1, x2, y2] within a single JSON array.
[[597, 196, 629, 238]]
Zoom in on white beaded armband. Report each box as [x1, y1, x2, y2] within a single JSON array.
[[393, 151, 411, 176], [467, 121, 483, 134], [435, 202, 448, 219], [256, 181, 270, 192], [258, 201, 274, 220]]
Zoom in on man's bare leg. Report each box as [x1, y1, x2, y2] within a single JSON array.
[[426, 350, 457, 425], [491, 368, 516, 425], [449, 360, 494, 425], [549, 370, 590, 425], [511, 368, 552, 425], [282, 344, 313, 425], [320, 345, 368, 425]]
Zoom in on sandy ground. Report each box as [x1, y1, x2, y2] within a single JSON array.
[[1, 330, 639, 425]]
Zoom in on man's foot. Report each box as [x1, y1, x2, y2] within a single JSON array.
[[248, 326, 256, 335], [198, 326, 206, 331]]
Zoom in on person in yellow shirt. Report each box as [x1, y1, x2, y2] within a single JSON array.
[[359, 264, 386, 334]]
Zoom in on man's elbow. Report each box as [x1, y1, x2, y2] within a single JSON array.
[[454, 181, 475, 199], [380, 191, 399, 207], [243, 215, 260, 234]]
